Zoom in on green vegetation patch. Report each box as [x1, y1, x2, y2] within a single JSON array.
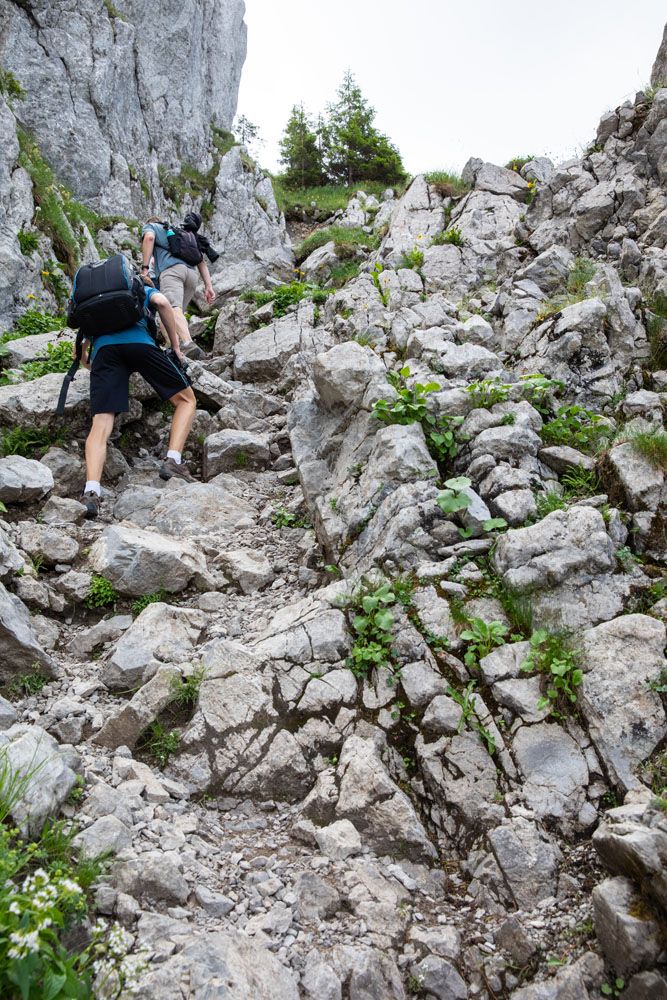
[[295, 225, 379, 264], [424, 171, 470, 197]]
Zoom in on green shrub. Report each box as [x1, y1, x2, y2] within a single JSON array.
[[328, 260, 360, 287], [372, 366, 464, 464], [0, 68, 25, 101], [132, 590, 167, 616], [518, 373, 564, 414], [460, 618, 508, 670], [343, 580, 397, 679], [17, 130, 79, 274], [241, 280, 327, 318], [295, 225, 378, 264], [211, 125, 237, 157], [541, 404, 609, 453], [9, 665, 49, 698], [144, 721, 180, 769], [466, 377, 511, 409], [398, 246, 424, 270], [446, 680, 495, 754], [521, 629, 583, 718], [85, 576, 118, 610], [271, 506, 311, 529], [567, 256, 597, 296], [17, 230, 39, 256], [2, 310, 64, 343], [0, 425, 67, 459], [431, 227, 465, 247], [424, 171, 470, 197], [170, 664, 208, 708], [561, 466, 601, 498], [18, 342, 73, 381], [535, 490, 567, 518], [505, 155, 534, 172]]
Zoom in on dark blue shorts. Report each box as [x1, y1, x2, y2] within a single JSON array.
[[90, 342, 190, 415]]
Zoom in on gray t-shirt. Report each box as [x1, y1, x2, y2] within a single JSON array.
[[142, 222, 196, 277]]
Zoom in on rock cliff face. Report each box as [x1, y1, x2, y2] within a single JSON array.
[[1, 16, 667, 1000], [0, 0, 247, 211], [0, 0, 291, 330]]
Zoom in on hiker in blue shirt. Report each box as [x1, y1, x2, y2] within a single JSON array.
[[141, 213, 215, 360]]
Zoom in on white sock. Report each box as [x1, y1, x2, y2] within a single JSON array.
[[84, 480, 101, 496], [166, 450, 182, 465]]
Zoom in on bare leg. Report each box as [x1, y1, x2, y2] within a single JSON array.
[[85, 413, 114, 483], [173, 307, 192, 346], [167, 387, 196, 453]]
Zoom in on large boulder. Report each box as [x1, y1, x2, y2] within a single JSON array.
[[89, 523, 208, 596], [102, 603, 208, 690], [0, 582, 57, 682], [580, 614, 667, 790], [0, 456, 53, 503], [0, 724, 78, 836], [492, 506, 632, 629], [312, 342, 386, 410], [138, 928, 299, 999]]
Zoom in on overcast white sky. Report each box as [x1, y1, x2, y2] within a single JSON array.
[[237, 0, 666, 177]]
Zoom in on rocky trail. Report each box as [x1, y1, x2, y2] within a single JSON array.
[[1, 5, 667, 999]]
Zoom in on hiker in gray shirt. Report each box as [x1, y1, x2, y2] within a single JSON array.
[[141, 213, 215, 360]]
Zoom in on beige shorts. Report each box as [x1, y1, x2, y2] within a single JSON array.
[[159, 263, 198, 311]]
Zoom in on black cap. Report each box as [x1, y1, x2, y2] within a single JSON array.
[[183, 212, 202, 232]]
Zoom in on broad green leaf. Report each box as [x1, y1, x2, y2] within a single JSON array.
[[444, 476, 472, 490], [374, 609, 394, 631], [483, 517, 508, 532]]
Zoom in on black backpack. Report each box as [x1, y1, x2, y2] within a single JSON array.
[[67, 255, 147, 337], [165, 226, 203, 266]]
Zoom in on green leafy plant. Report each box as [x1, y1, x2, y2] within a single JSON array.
[[460, 618, 508, 670], [600, 979, 625, 998], [431, 226, 465, 247], [648, 668, 667, 694], [466, 377, 511, 409], [506, 155, 534, 172], [615, 546, 641, 572], [2, 309, 65, 343], [169, 664, 208, 708], [447, 680, 496, 754], [0, 68, 25, 101], [344, 580, 397, 679], [15, 342, 73, 382], [271, 506, 311, 529], [561, 466, 601, 498], [0, 425, 67, 459], [398, 246, 424, 270], [131, 590, 167, 616], [519, 373, 563, 414], [17, 229, 39, 256], [521, 629, 583, 717], [567, 256, 597, 296], [372, 366, 464, 465], [541, 404, 609, 452], [535, 489, 567, 518], [371, 261, 390, 307], [9, 665, 49, 698], [241, 280, 328, 319], [144, 722, 180, 769], [85, 575, 118, 610], [436, 476, 472, 515]]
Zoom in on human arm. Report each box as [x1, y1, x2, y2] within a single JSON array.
[[75, 338, 91, 370], [140, 228, 155, 278], [197, 260, 215, 304], [151, 291, 183, 359]]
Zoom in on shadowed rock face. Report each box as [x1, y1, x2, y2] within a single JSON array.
[[652, 22, 667, 87]]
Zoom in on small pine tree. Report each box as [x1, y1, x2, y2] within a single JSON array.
[[279, 104, 326, 189], [323, 71, 405, 186], [233, 114, 261, 150]]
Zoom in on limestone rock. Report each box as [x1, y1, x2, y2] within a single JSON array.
[[203, 429, 271, 478], [0, 582, 57, 682], [0, 455, 53, 503], [102, 604, 207, 690], [0, 724, 78, 836], [89, 524, 207, 596], [313, 342, 386, 410], [592, 876, 663, 976]]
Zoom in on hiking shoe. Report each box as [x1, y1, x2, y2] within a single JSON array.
[[81, 491, 101, 520], [159, 457, 198, 483], [181, 341, 206, 361]]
